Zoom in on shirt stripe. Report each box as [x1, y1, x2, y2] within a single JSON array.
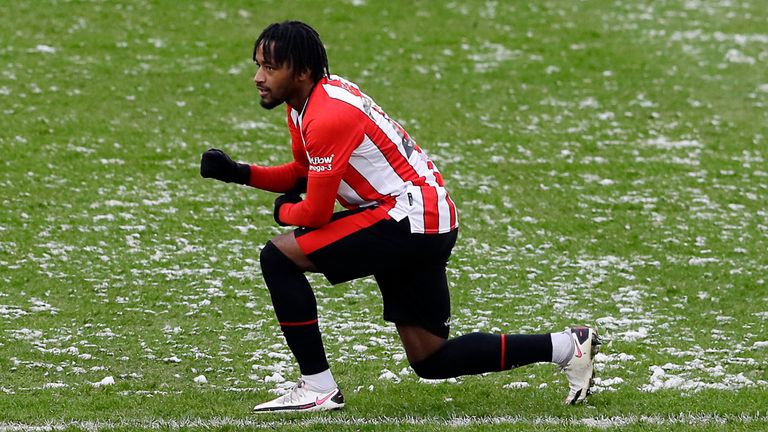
[[289, 75, 458, 234]]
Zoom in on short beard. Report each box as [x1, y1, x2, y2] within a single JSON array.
[[260, 98, 283, 110]]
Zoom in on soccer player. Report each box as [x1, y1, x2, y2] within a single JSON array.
[[200, 21, 600, 412]]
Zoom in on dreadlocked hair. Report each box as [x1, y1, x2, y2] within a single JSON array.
[[253, 21, 330, 83]]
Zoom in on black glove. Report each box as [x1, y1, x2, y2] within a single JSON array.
[[200, 148, 251, 184], [273, 192, 303, 226]]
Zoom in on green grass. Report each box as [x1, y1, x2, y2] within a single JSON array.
[[1, 0, 767, 430]]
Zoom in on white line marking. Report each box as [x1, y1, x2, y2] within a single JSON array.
[[1, 414, 767, 431]]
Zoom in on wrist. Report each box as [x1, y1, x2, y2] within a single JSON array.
[[234, 163, 251, 185], [273, 194, 301, 226], [273, 199, 290, 226]]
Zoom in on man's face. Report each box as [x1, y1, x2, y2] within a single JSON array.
[[253, 43, 299, 110]]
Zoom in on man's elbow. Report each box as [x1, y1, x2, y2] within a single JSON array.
[[301, 209, 333, 228]]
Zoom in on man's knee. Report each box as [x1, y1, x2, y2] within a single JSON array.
[[410, 352, 445, 380], [260, 241, 300, 286], [266, 232, 316, 272], [259, 240, 318, 323]]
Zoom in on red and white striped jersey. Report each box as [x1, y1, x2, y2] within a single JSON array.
[[287, 75, 458, 234]]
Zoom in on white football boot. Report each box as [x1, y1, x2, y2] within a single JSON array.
[[562, 326, 601, 405], [253, 380, 345, 413]]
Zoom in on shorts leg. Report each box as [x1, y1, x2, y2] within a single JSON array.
[[296, 207, 458, 339], [294, 206, 409, 284], [374, 260, 452, 339]]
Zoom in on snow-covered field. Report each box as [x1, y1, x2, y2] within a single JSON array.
[[1, 0, 766, 430]]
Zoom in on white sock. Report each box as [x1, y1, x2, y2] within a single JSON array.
[[550, 331, 575, 368], [301, 369, 337, 392]]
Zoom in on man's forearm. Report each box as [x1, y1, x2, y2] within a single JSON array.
[[248, 161, 307, 193], [276, 174, 340, 228]]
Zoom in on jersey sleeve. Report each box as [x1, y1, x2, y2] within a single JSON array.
[[277, 173, 342, 227], [303, 105, 363, 178], [276, 104, 365, 227], [247, 161, 306, 193]]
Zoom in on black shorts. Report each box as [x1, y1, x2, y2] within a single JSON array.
[[294, 206, 458, 339]]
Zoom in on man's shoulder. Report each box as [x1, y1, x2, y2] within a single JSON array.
[[314, 76, 365, 102], [307, 76, 367, 120], [321, 75, 361, 91]]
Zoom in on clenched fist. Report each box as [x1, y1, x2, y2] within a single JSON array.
[[200, 148, 251, 184]]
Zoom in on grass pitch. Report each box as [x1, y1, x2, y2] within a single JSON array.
[[1, 1, 767, 430]]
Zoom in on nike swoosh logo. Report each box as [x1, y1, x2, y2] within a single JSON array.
[[315, 391, 336, 406]]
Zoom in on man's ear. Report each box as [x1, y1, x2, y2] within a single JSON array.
[[295, 68, 312, 83]]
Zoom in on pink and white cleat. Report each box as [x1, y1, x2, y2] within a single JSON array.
[[562, 326, 601, 405], [253, 380, 345, 413]]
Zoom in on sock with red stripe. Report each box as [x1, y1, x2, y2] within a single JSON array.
[[260, 241, 329, 375], [411, 333, 552, 379]]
